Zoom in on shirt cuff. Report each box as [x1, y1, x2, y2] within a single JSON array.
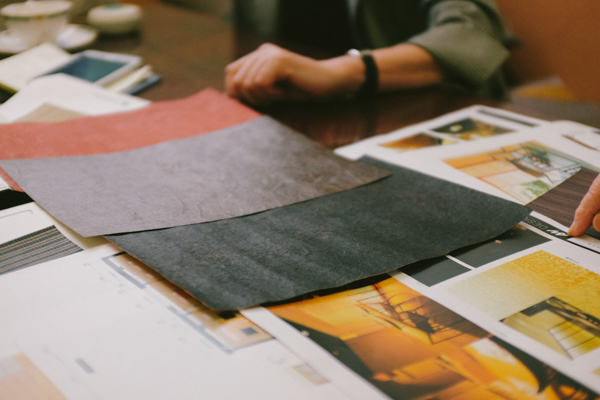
[[407, 22, 509, 88]]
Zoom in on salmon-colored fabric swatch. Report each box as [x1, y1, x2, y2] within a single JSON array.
[[0, 88, 260, 190]]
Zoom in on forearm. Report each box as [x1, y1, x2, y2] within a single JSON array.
[[320, 43, 444, 96], [372, 43, 445, 91], [225, 43, 445, 104]]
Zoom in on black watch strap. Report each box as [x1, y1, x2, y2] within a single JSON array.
[[347, 49, 379, 97]]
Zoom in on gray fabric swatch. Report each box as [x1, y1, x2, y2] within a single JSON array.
[[0, 117, 389, 237], [107, 158, 532, 310]]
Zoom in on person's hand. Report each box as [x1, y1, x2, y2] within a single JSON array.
[[225, 43, 364, 106], [568, 174, 600, 236]]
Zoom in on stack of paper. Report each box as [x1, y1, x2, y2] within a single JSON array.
[[0, 43, 158, 105], [0, 43, 71, 93], [1, 96, 600, 400], [0, 74, 150, 123]]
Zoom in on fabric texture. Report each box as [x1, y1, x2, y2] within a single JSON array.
[[0, 89, 261, 191], [1, 116, 389, 237], [107, 157, 532, 310]]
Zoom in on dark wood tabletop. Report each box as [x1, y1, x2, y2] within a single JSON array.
[[89, 1, 600, 149]]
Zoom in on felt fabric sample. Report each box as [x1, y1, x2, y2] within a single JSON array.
[[1, 117, 389, 237], [0, 89, 261, 190], [107, 158, 532, 310], [527, 168, 600, 240]]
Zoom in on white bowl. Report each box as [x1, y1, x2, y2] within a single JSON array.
[[87, 3, 141, 35], [1, 1, 72, 48]]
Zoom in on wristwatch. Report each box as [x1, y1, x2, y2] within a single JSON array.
[[347, 48, 379, 97]]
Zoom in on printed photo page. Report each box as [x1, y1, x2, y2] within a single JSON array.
[[242, 107, 600, 399], [0, 245, 350, 400], [335, 105, 549, 161], [243, 242, 600, 399], [337, 110, 600, 251], [243, 215, 600, 398], [391, 211, 600, 392]]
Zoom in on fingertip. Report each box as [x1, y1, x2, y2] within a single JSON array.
[[569, 212, 600, 236], [568, 217, 585, 236]]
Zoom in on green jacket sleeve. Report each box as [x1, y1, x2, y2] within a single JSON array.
[[406, 0, 509, 91]]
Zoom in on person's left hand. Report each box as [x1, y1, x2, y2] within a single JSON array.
[[225, 43, 364, 106], [568, 174, 600, 236]]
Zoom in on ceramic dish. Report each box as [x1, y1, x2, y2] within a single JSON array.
[[0, 24, 98, 55]]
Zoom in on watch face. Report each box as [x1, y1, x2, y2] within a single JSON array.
[[347, 48, 361, 57]]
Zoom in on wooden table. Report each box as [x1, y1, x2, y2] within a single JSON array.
[[90, 1, 600, 149]]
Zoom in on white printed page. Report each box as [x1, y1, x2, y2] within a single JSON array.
[[0, 43, 70, 92], [243, 259, 600, 400], [0, 74, 150, 122], [241, 108, 600, 399], [344, 122, 599, 203], [554, 120, 600, 151], [243, 213, 600, 397], [0, 175, 9, 191], [0, 246, 349, 400], [0, 202, 107, 252], [335, 105, 549, 160], [364, 122, 600, 252], [391, 213, 600, 393]]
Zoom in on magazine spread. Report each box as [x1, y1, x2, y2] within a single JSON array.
[[243, 106, 600, 399]]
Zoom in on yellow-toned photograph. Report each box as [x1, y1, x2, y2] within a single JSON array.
[[432, 118, 513, 140], [379, 133, 456, 152], [270, 278, 596, 399], [447, 250, 600, 359], [503, 278, 600, 359], [445, 141, 599, 203]]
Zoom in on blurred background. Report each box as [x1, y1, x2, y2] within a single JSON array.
[[3, 0, 597, 103], [162, 0, 600, 103]]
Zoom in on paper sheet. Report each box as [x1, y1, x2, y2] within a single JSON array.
[[0, 74, 149, 123], [1, 117, 390, 236], [0, 43, 70, 93], [0, 245, 349, 400], [391, 216, 600, 393], [243, 272, 600, 400], [556, 120, 600, 151], [14, 103, 88, 123], [340, 123, 600, 207], [0, 202, 106, 275], [107, 157, 531, 310], [335, 105, 548, 161]]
